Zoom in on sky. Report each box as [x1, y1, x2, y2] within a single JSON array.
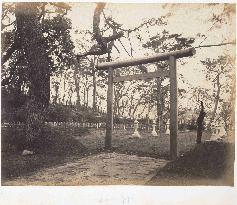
[[54, 3, 236, 118]]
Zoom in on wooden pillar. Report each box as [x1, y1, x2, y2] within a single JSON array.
[[105, 67, 113, 149], [169, 55, 178, 160]]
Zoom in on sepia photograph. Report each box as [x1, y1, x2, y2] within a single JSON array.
[[1, 2, 235, 187]]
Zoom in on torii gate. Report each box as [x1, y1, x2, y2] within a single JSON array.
[[97, 48, 196, 159]]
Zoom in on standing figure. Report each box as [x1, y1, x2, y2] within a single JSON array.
[[196, 101, 206, 144]]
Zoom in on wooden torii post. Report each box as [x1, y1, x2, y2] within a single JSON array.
[[97, 48, 196, 159]]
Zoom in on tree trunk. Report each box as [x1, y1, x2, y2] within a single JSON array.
[[92, 70, 97, 110], [128, 95, 134, 117], [132, 96, 143, 117], [121, 99, 127, 116], [146, 101, 151, 132], [52, 81, 60, 104], [113, 87, 121, 117], [16, 3, 50, 148], [86, 87, 89, 108], [209, 74, 221, 127], [92, 57, 97, 111], [83, 86, 86, 107], [68, 86, 73, 106], [73, 66, 81, 106], [156, 78, 163, 135], [62, 76, 66, 104]]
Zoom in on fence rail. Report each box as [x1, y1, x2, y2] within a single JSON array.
[[1, 121, 199, 133], [1, 121, 159, 130]]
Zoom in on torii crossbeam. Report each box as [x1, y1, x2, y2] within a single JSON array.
[[97, 47, 196, 160]]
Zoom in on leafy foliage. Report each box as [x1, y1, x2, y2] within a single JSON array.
[[43, 15, 75, 74], [143, 30, 195, 52]]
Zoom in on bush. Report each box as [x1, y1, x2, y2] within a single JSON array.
[[46, 104, 72, 122]]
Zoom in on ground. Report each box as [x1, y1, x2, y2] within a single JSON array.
[[3, 152, 168, 185], [2, 127, 232, 186]]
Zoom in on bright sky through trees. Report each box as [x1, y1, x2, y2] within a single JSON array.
[[60, 3, 235, 118]]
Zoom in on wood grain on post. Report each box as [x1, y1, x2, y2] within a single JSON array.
[[169, 55, 178, 160], [97, 48, 195, 70], [105, 67, 113, 149]]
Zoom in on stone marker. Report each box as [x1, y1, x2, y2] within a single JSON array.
[[210, 125, 226, 140], [165, 120, 170, 135], [132, 119, 141, 138], [151, 120, 158, 137], [210, 130, 219, 140], [219, 126, 226, 137], [22, 150, 34, 156]]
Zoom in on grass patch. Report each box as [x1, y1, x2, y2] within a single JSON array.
[[77, 129, 210, 159]]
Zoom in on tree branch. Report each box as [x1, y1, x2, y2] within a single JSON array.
[[103, 31, 123, 42], [195, 41, 235, 48], [118, 39, 131, 56], [76, 49, 107, 59]]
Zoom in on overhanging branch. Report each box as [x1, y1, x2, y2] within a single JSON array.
[[77, 3, 123, 59]]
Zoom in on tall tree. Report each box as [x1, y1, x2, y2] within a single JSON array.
[[2, 2, 74, 149], [15, 3, 51, 146], [201, 55, 234, 128]]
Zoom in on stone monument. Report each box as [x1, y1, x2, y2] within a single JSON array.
[[132, 119, 141, 138], [165, 119, 170, 135], [151, 120, 158, 137]]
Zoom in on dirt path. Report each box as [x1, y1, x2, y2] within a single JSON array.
[[3, 152, 168, 186]]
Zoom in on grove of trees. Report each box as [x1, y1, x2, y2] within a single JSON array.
[[1, 3, 235, 148]]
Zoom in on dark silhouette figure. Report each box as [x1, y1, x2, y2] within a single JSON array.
[[196, 101, 206, 144]]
